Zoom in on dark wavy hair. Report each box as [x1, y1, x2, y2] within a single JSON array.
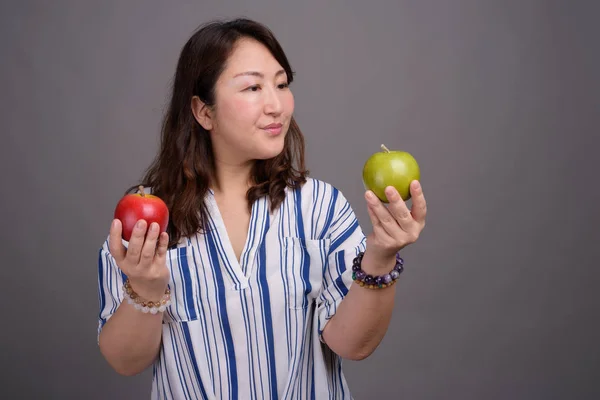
[[127, 18, 308, 247]]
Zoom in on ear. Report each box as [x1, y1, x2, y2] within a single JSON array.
[[191, 96, 213, 131]]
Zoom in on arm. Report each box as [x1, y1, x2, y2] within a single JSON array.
[[321, 251, 397, 360], [99, 300, 164, 376], [98, 219, 171, 376], [322, 181, 427, 360]]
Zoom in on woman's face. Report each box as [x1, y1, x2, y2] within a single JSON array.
[[204, 37, 295, 165]]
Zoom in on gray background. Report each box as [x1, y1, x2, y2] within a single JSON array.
[[1, 1, 599, 399]]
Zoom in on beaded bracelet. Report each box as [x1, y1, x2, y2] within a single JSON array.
[[122, 279, 172, 314], [352, 251, 404, 289]]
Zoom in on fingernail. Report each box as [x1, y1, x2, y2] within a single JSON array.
[[366, 191, 375, 201], [136, 220, 145, 229], [111, 219, 118, 229], [150, 222, 158, 232], [386, 186, 399, 201], [412, 181, 421, 189]]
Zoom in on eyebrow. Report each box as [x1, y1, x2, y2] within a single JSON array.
[[233, 69, 286, 79]]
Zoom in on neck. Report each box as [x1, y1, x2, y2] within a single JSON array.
[[211, 157, 254, 197]]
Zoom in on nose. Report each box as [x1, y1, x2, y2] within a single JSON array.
[[263, 85, 283, 115]]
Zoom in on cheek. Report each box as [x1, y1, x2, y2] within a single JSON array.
[[283, 92, 295, 114], [222, 97, 259, 124]]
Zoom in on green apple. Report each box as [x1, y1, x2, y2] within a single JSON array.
[[362, 144, 421, 202]]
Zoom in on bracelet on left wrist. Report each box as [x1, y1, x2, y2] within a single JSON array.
[[352, 251, 404, 289]]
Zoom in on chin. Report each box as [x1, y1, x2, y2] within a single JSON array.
[[254, 143, 285, 160], [259, 134, 287, 158], [256, 148, 284, 160]]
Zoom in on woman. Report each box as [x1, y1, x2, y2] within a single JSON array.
[[97, 18, 427, 399]]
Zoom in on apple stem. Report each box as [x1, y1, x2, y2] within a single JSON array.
[[138, 185, 145, 197], [381, 144, 390, 153]]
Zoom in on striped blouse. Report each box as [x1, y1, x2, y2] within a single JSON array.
[[97, 178, 367, 399]]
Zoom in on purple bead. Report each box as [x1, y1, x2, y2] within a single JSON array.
[[390, 270, 400, 280], [364, 275, 374, 285], [375, 276, 384, 286], [396, 255, 404, 265], [355, 270, 366, 281], [383, 274, 393, 284], [352, 264, 361, 272]]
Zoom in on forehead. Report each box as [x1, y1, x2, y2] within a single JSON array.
[[222, 38, 284, 76]]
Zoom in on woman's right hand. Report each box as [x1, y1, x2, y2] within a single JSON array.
[[108, 219, 170, 302]]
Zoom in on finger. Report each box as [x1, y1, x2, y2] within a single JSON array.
[[125, 219, 148, 265], [366, 199, 386, 234], [409, 180, 427, 224], [155, 232, 169, 259], [108, 219, 126, 262], [139, 222, 160, 267], [366, 191, 402, 238], [385, 186, 416, 232], [366, 201, 391, 240]]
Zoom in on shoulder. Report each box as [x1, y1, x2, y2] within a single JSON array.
[[287, 177, 357, 218], [285, 177, 364, 241], [292, 177, 347, 203]]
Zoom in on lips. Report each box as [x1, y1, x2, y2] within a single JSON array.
[[262, 123, 283, 136]]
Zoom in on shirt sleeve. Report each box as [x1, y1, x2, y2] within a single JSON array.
[[317, 190, 367, 341], [96, 237, 126, 344]]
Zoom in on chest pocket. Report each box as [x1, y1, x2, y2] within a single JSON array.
[[283, 237, 330, 310], [162, 245, 202, 323]]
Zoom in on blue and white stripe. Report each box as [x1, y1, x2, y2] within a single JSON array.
[[97, 178, 367, 399]]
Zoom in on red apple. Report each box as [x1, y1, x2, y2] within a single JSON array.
[[114, 185, 169, 241]]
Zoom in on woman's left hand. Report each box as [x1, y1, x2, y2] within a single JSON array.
[[364, 180, 427, 262]]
